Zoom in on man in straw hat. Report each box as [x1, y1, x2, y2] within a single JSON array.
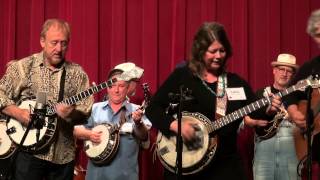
[[245, 53, 300, 180]]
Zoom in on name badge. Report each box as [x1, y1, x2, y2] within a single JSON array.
[[226, 87, 246, 100]]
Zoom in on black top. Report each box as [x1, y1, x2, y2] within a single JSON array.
[[284, 56, 320, 164], [145, 65, 270, 179], [285, 56, 320, 105]]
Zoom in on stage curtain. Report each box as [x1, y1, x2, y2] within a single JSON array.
[[1, 1, 320, 180]]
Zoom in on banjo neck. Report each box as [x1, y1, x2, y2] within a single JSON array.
[[45, 68, 138, 116], [46, 78, 117, 116], [208, 77, 320, 134]]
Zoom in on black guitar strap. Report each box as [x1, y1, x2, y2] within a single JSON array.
[[58, 68, 66, 102]]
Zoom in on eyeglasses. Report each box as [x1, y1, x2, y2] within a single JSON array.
[[276, 67, 294, 75]]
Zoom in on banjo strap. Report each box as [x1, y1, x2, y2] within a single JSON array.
[[58, 68, 66, 102], [119, 107, 127, 126], [215, 73, 228, 117]]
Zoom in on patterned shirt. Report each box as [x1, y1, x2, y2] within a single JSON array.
[[0, 51, 94, 164]]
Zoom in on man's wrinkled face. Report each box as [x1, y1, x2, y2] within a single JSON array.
[[107, 74, 129, 104], [273, 65, 294, 87], [40, 25, 69, 68]]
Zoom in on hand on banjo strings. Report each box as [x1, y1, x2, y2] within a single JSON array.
[[89, 130, 102, 144], [184, 124, 203, 150], [244, 116, 268, 127], [266, 94, 282, 116], [20, 108, 32, 126], [132, 109, 144, 125], [3, 105, 30, 126], [55, 103, 75, 120], [170, 120, 203, 150]]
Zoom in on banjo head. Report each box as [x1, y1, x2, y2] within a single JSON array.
[[84, 124, 111, 158], [0, 121, 15, 159], [157, 112, 217, 175], [7, 100, 48, 147]]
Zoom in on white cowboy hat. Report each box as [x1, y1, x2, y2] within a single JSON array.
[[271, 53, 299, 70], [114, 62, 144, 80]]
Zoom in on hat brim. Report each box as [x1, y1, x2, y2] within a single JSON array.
[[108, 69, 124, 79], [271, 62, 299, 70]]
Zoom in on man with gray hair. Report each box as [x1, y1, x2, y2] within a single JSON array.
[[0, 18, 94, 180], [285, 8, 320, 178], [245, 53, 300, 180], [307, 9, 320, 46]]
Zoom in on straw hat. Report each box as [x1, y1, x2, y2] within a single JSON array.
[[271, 53, 299, 70]]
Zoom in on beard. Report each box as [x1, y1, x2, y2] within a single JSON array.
[[51, 55, 63, 64], [276, 77, 290, 88]]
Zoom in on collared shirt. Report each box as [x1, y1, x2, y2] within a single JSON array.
[[0, 52, 94, 164], [85, 100, 152, 180]]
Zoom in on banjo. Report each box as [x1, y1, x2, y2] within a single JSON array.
[[84, 83, 152, 165], [0, 119, 16, 159], [255, 87, 291, 140], [84, 123, 120, 165], [255, 106, 289, 140], [6, 71, 135, 153], [156, 76, 320, 175]]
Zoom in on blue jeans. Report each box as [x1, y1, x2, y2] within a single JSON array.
[[253, 122, 300, 180]]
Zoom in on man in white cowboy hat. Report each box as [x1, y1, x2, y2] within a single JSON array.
[[73, 68, 151, 180], [101, 62, 144, 101], [113, 62, 144, 97], [244, 53, 300, 180]]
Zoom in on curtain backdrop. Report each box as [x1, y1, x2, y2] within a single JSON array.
[[1, 0, 320, 180]]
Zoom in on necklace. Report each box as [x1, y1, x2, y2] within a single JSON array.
[[197, 73, 226, 98]]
